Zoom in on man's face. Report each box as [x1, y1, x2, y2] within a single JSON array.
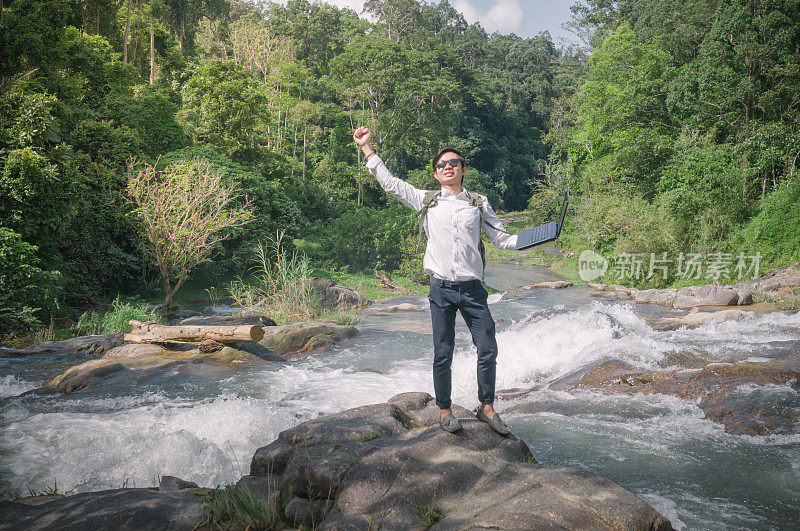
[[434, 151, 466, 188]]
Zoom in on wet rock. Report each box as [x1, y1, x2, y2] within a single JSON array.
[[634, 288, 678, 307], [158, 476, 199, 491], [749, 263, 800, 294], [0, 488, 205, 531], [1, 333, 126, 358], [258, 321, 358, 357], [660, 308, 755, 329], [364, 302, 418, 314], [674, 285, 740, 308], [179, 314, 277, 327], [45, 342, 267, 393], [553, 357, 800, 435], [521, 281, 573, 289], [245, 393, 671, 530]]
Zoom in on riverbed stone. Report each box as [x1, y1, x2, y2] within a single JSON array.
[[158, 476, 199, 491], [0, 488, 205, 531], [660, 308, 755, 329], [634, 288, 679, 307], [545, 356, 800, 435], [1, 333, 126, 358], [45, 342, 267, 393], [258, 321, 358, 356], [244, 393, 671, 530], [521, 280, 573, 289]]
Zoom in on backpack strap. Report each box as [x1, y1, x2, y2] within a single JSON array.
[[416, 190, 441, 251]]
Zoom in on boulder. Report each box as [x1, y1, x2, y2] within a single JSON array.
[[158, 476, 199, 491], [258, 321, 358, 356], [45, 342, 269, 393], [364, 302, 418, 314], [673, 285, 740, 308], [634, 288, 679, 307], [296, 278, 372, 311], [660, 308, 755, 329], [544, 357, 800, 435], [1, 333, 125, 358], [0, 488, 205, 531], [246, 392, 671, 530], [749, 263, 800, 294]]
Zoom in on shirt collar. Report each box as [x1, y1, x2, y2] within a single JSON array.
[[440, 187, 467, 199]]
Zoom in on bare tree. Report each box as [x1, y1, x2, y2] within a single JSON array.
[[127, 157, 253, 308]]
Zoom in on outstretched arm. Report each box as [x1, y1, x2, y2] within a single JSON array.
[[481, 199, 518, 250], [353, 127, 424, 211]]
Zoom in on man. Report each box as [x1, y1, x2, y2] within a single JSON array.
[[353, 126, 517, 435]]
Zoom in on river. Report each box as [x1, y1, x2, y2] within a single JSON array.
[[1, 262, 799, 529]]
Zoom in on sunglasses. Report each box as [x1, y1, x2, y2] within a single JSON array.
[[436, 158, 464, 169]]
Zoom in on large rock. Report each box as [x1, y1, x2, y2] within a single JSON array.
[[46, 342, 271, 393], [545, 357, 800, 435], [247, 392, 671, 530], [258, 321, 358, 356], [1, 333, 125, 358], [673, 285, 741, 308], [306, 277, 372, 311], [659, 308, 755, 329], [0, 488, 205, 531]]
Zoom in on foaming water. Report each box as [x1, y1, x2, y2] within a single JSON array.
[[1, 284, 799, 528], [0, 375, 38, 398]]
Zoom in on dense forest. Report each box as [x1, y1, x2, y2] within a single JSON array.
[[1, 0, 798, 333]]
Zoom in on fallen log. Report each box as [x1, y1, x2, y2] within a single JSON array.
[[124, 320, 265, 343]]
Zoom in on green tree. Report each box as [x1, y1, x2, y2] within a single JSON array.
[[179, 60, 270, 156]]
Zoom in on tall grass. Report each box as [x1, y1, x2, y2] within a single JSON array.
[[229, 231, 352, 325], [76, 296, 164, 335], [201, 485, 277, 530]]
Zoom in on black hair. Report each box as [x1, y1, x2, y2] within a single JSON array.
[[431, 146, 466, 172]]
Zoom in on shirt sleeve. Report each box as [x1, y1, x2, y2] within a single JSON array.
[[481, 198, 518, 250], [366, 155, 425, 212]]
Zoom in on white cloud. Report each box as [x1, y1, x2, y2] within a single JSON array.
[[453, 0, 524, 35]]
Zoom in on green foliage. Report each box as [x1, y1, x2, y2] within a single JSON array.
[[738, 178, 800, 266], [575, 193, 676, 256], [657, 137, 748, 251], [76, 296, 165, 335], [179, 60, 270, 156], [0, 227, 60, 332]]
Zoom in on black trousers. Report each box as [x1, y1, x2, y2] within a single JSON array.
[[428, 277, 498, 410]]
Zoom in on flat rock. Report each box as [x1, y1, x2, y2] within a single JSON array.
[[0, 488, 204, 531], [259, 321, 358, 356], [547, 357, 800, 435], [673, 285, 740, 308], [660, 308, 755, 329], [46, 342, 267, 393], [634, 288, 678, 307], [521, 281, 573, 289], [1, 333, 125, 358], [246, 393, 671, 530]]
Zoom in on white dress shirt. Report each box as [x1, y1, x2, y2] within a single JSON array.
[[366, 155, 518, 281]]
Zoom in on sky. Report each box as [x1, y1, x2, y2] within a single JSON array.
[[269, 1, 581, 45]]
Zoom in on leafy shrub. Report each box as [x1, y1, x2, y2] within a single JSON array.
[[575, 193, 675, 256], [737, 178, 800, 266], [0, 227, 60, 332]]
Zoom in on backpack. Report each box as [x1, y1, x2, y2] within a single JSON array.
[[416, 189, 511, 277]]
